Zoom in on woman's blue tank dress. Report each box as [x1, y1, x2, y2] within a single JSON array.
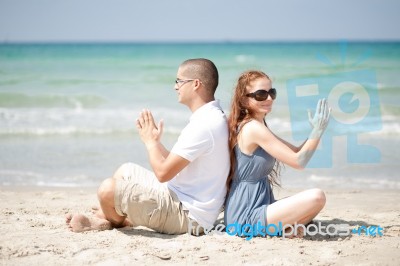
[[224, 145, 276, 229]]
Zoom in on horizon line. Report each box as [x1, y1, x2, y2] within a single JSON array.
[[1, 39, 400, 45]]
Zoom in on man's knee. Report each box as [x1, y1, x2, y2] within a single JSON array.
[[112, 162, 137, 180], [98, 178, 116, 204]]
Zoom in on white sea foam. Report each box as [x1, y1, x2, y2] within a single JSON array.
[[235, 54, 255, 63], [0, 107, 187, 136]]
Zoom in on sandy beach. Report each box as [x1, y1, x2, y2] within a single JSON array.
[[0, 186, 399, 265]]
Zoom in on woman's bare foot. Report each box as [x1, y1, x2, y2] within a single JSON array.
[[282, 225, 305, 239], [65, 213, 112, 232]]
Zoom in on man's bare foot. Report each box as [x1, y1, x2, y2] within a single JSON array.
[[92, 208, 133, 227], [65, 213, 112, 232]]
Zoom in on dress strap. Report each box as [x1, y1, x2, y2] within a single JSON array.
[[236, 119, 254, 135]]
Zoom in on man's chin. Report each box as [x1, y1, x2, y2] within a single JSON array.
[[177, 97, 185, 104]]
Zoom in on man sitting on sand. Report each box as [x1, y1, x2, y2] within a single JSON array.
[[66, 58, 230, 234]]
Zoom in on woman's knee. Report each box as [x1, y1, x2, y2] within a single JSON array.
[[97, 178, 116, 204], [308, 188, 326, 208]]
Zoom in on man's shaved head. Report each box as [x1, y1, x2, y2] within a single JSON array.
[[180, 58, 219, 95]]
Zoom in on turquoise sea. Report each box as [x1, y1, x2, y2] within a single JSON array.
[[0, 42, 399, 189]]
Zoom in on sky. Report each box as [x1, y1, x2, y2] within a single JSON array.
[[0, 0, 399, 43]]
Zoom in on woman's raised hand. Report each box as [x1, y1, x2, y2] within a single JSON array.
[[307, 98, 331, 139]]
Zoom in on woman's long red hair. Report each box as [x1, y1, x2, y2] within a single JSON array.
[[226, 70, 281, 193]]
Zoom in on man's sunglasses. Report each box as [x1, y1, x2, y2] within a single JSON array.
[[246, 89, 277, 101]]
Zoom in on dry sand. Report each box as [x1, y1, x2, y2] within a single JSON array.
[[1, 186, 399, 265]]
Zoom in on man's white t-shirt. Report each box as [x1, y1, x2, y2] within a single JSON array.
[[167, 100, 230, 229]]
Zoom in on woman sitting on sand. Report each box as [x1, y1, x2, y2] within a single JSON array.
[[224, 70, 331, 238]]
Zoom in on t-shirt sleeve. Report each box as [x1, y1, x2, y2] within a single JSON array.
[[171, 122, 213, 162]]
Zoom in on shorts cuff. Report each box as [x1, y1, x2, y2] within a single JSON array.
[[114, 179, 125, 217]]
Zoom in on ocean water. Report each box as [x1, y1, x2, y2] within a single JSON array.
[[0, 42, 399, 189]]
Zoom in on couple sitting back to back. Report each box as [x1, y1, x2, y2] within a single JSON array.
[[67, 58, 330, 238]]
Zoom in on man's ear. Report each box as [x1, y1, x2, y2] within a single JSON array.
[[193, 79, 201, 91]]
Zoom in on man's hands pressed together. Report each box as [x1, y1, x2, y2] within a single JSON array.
[[135, 109, 187, 182], [136, 109, 164, 149]]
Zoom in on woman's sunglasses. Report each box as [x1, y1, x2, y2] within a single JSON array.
[[246, 89, 277, 101]]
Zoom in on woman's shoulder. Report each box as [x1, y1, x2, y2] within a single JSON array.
[[240, 120, 273, 145], [241, 119, 266, 133]]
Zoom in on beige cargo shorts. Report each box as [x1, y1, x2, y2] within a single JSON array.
[[114, 163, 190, 235]]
